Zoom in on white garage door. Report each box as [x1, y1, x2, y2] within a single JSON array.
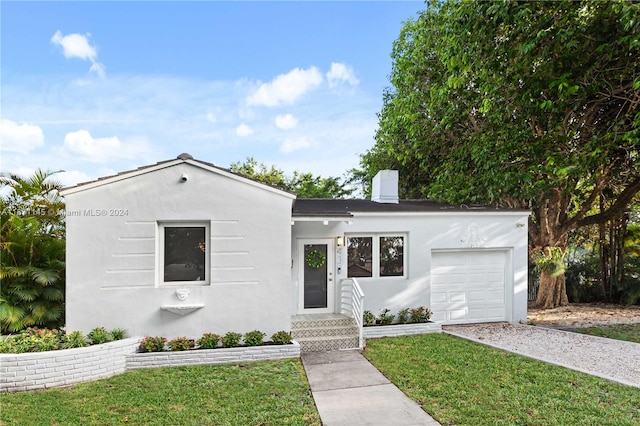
[[430, 250, 507, 324]]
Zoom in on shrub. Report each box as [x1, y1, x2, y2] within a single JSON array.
[[410, 306, 433, 323], [139, 336, 166, 353], [244, 330, 266, 347], [378, 308, 395, 325], [110, 328, 127, 341], [62, 331, 88, 349], [271, 330, 292, 345], [363, 310, 376, 326], [0, 336, 17, 353], [221, 332, 242, 348], [87, 327, 113, 345], [167, 336, 195, 351], [397, 308, 410, 324], [197, 333, 220, 349], [15, 328, 60, 352]]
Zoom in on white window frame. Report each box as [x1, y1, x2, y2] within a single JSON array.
[[158, 222, 210, 286], [346, 233, 407, 279]]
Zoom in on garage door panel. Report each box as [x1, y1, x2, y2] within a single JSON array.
[[430, 251, 507, 324], [449, 308, 468, 320], [449, 292, 466, 303]]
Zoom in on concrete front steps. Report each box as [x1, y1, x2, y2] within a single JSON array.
[[291, 314, 360, 352]]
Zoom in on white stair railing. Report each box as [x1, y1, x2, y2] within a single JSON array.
[[340, 278, 364, 349]]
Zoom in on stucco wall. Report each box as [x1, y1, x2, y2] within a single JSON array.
[[291, 211, 529, 323], [64, 162, 294, 339]]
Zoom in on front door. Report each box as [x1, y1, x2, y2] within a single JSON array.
[[299, 239, 334, 314]]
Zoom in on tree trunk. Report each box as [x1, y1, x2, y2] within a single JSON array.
[[535, 270, 569, 309]]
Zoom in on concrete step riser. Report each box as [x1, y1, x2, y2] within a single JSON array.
[[298, 337, 360, 352], [292, 326, 359, 339], [291, 318, 356, 330]]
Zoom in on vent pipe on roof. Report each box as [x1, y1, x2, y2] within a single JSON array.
[[371, 170, 399, 204]]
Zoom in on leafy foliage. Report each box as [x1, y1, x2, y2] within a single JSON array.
[[167, 336, 195, 351], [270, 330, 292, 345], [87, 327, 113, 345], [243, 329, 266, 347], [363, 0, 640, 307], [0, 169, 66, 332], [62, 330, 88, 349], [230, 157, 353, 198], [221, 331, 242, 348], [139, 336, 166, 353], [196, 333, 220, 349], [409, 306, 432, 323], [377, 308, 395, 325]]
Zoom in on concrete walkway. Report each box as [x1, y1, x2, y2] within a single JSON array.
[[301, 350, 440, 426]]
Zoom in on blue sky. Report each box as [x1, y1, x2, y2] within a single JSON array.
[[1, 1, 424, 188]]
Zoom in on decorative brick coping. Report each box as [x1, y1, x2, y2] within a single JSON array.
[[0, 337, 142, 393], [1, 339, 300, 392], [363, 322, 442, 339], [126, 341, 300, 370]]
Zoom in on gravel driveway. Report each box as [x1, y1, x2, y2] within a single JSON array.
[[444, 323, 640, 388]]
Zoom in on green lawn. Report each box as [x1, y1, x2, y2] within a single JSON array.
[[364, 333, 640, 426], [576, 323, 640, 344], [0, 359, 320, 426]]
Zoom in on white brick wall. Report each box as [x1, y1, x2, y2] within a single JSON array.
[[126, 341, 300, 370], [1, 339, 301, 392], [363, 322, 442, 339], [0, 338, 141, 392]]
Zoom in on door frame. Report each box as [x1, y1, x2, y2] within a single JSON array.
[[298, 238, 335, 314]]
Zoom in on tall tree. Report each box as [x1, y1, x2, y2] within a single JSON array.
[[363, 0, 640, 308], [230, 157, 353, 199], [0, 170, 66, 332]]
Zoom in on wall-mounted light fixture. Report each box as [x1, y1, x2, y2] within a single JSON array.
[[336, 236, 345, 247]]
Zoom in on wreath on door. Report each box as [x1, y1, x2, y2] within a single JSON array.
[[306, 250, 326, 269]]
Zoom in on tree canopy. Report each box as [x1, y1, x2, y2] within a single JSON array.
[[230, 157, 353, 199], [363, 0, 640, 307]]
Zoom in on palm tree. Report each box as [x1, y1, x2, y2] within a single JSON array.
[[0, 170, 66, 333]]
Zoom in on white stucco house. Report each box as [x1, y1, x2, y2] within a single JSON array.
[[61, 154, 529, 350]]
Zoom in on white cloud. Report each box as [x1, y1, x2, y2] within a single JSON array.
[[206, 111, 217, 123], [326, 62, 360, 88], [275, 114, 298, 130], [61, 130, 148, 163], [54, 170, 93, 188], [0, 119, 45, 154], [51, 30, 105, 77], [63, 130, 120, 160], [89, 62, 106, 79], [280, 136, 312, 153], [236, 124, 254, 137], [246, 67, 323, 107]]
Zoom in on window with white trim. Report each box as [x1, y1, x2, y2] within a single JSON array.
[[347, 234, 405, 278], [159, 223, 210, 285]]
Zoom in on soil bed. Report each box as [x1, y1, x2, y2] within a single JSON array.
[[527, 302, 640, 328]]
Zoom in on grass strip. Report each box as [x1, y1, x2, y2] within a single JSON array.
[[364, 333, 640, 426], [576, 323, 640, 343], [0, 359, 320, 426]]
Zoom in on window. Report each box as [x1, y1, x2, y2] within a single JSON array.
[[160, 223, 209, 285], [379, 236, 404, 277], [347, 237, 373, 277], [347, 234, 405, 278]]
